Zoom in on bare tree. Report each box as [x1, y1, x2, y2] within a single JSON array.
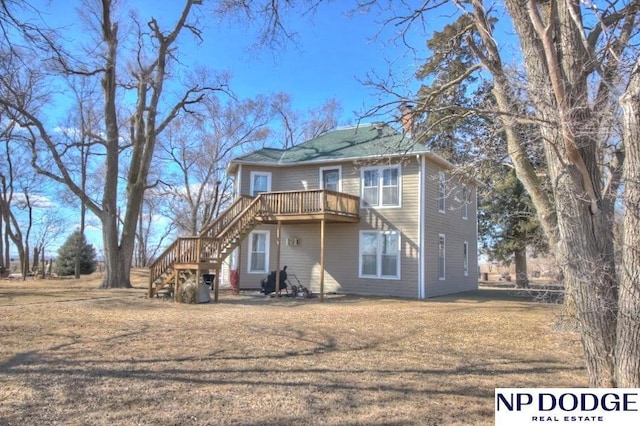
[[271, 93, 342, 149], [158, 94, 273, 235], [0, 127, 40, 278], [0, 0, 324, 288], [31, 208, 67, 278], [0, 0, 219, 288], [618, 57, 640, 387], [363, 0, 640, 386], [134, 189, 176, 268], [53, 77, 104, 279]]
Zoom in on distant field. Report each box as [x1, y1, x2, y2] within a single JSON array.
[[0, 270, 586, 425]]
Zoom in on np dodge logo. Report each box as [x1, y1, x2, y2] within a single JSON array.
[[495, 388, 640, 425]]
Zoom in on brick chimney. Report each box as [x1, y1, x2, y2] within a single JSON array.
[[399, 102, 414, 135]]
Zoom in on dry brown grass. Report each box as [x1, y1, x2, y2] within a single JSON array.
[[0, 270, 586, 425]]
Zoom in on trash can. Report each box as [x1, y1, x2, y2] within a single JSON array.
[[198, 281, 211, 303], [202, 274, 215, 288], [198, 274, 214, 303]]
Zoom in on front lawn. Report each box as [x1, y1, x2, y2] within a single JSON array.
[[0, 271, 586, 425]]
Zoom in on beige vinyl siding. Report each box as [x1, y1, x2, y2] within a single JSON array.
[[348, 158, 420, 298], [233, 155, 478, 298], [239, 163, 345, 194], [234, 158, 421, 298], [240, 167, 280, 194], [423, 160, 478, 297]]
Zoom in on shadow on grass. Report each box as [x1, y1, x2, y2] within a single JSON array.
[[0, 312, 585, 425]]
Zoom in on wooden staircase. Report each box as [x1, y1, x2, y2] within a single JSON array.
[[148, 195, 257, 299], [148, 189, 360, 300]]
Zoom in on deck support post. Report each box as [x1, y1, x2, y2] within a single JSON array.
[[174, 268, 180, 302], [214, 264, 220, 302], [233, 244, 241, 295], [275, 220, 282, 296], [320, 218, 325, 302], [194, 268, 201, 304]]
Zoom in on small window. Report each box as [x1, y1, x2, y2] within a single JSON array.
[[463, 241, 469, 277], [438, 172, 446, 213], [359, 230, 400, 279], [361, 166, 401, 208], [320, 166, 341, 192], [438, 234, 446, 280], [250, 172, 271, 197], [248, 231, 269, 273]]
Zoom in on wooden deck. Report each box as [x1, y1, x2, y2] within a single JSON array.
[[149, 190, 360, 299], [254, 190, 360, 224]]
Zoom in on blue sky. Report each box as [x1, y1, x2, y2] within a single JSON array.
[[176, 0, 429, 124], [25, 0, 456, 124]]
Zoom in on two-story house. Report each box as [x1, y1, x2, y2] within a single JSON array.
[[148, 122, 478, 300]]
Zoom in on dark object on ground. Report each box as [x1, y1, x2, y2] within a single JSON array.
[[202, 274, 215, 289], [261, 266, 288, 294], [290, 284, 313, 299]]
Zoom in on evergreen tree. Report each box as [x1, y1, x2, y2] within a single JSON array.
[[56, 231, 97, 276], [478, 167, 547, 288]]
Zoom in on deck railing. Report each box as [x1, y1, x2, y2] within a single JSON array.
[[258, 189, 359, 217]]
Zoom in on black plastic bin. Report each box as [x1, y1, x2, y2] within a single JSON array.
[[202, 274, 215, 288]]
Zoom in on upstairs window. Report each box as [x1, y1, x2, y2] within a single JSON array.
[[320, 167, 341, 192], [361, 166, 401, 207], [250, 171, 271, 197]]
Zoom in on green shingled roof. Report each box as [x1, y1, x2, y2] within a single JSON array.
[[231, 123, 430, 167]]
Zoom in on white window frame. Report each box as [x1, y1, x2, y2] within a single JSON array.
[[247, 230, 270, 274], [438, 171, 446, 213], [250, 171, 271, 197], [360, 165, 402, 208], [319, 166, 342, 192], [462, 184, 469, 220], [463, 241, 469, 277], [438, 233, 446, 280], [358, 230, 401, 280]]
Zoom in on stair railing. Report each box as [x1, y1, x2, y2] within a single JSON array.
[[213, 195, 266, 258], [148, 236, 199, 296], [199, 195, 254, 239]]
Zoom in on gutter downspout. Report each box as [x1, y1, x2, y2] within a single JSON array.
[[237, 164, 243, 198], [474, 184, 479, 282], [418, 155, 426, 299]]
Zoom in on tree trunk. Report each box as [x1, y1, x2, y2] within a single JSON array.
[[32, 246, 39, 274], [3, 226, 9, 274], [617, 59, 640, 387], [100, 213, 133, 288], [22, 241, 29, 280], [40, 248, 45, 279], [502, 0, 619, 386], [0, 213, 4, 273], [514, 246, 528, 288], [98, 2, 131, 289]]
